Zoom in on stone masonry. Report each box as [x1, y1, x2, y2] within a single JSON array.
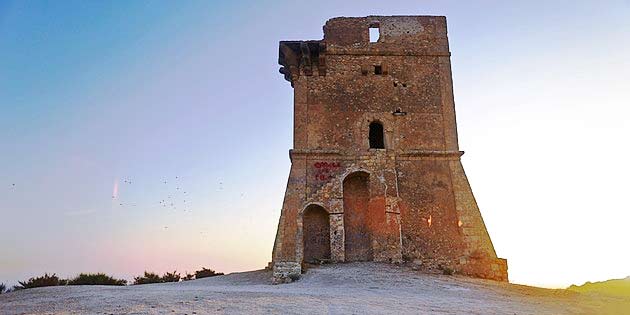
[[271, 16, 508, 283]]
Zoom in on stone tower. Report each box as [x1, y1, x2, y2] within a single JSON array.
[[271, 16, 507, 283]]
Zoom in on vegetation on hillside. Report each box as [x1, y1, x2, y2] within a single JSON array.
[[568, 276, 630, 297], [161, 271, 181, 283], [133, 268, 224, 284], [6, 267, 225, 290], [133, 272, 163, 285], [14, 273, 65, 290], [182, 273, 195, 281], [195, 267, 224, 279], [67, 273, 127, 286], [133, 271, 182, 285]]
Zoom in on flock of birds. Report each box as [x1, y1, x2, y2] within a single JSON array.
[[108, 176, 198, 231], [7, 178, 233, 237], [112, 176, 192, 213], [110, 176, 229, 233]]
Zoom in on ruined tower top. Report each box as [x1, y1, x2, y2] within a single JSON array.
[[279, 16, 450, 85], [323, 16, 448, 50], [278, 15, 461, 155]]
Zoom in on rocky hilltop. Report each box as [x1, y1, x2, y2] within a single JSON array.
[[1, 263, 628, 314]]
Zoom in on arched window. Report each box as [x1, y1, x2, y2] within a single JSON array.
[[369, 121, 385, 149]]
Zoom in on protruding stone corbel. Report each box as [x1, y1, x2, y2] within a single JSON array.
[[317, 42, 327, 76], [300, 42, 312, 76], [278, 40, 326, 86], [279, 42, 300, 85]]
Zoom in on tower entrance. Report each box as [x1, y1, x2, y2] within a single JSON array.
[[303, 205, 331, 263], [343, 172, 373, 261]]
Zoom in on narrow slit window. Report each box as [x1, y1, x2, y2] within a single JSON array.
[[369, 27, 380, 43], [369, 121, 385, 149]]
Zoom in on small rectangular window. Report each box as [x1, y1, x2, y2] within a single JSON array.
[[369, 27, 380, 43], [374, 65, 382, 75]]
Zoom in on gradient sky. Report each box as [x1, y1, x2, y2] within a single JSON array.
[[1, 0, 629, 289]]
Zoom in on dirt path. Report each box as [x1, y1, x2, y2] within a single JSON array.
[[1, 263, 628, 314]]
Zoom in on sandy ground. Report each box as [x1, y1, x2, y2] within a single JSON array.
[[1, 262, 628, 315]]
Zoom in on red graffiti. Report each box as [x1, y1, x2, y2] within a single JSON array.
[[314, 161, 341, 169], [315, 174, 333, 181], [313, 161, 341, 181]]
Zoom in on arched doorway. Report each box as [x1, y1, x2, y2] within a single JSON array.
[[303, 205, 331, 263], [343, 171, 373, 261]]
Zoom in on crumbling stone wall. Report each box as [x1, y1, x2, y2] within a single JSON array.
[[272, 15, 508, 283]]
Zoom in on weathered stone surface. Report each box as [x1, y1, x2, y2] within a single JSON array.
[[271, 261, 301, 284], [272, 15, 508, 283]]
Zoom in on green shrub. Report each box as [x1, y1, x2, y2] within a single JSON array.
[[133, 272, 163, 285], [161, 271, 180, 283], [16, 273, 63, 289], [0, 283, 6, 294], [132, 268, 223, 284], [67, 273, 127, 286], [133, 271, 185, 285], [195, 267, 224, 279], [182, 273, 195, 281]]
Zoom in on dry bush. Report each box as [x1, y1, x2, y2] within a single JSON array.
[[15, 273, 64, 290], [161, 271, 180, 283], [133, 272, 163, 285], [182, 273, 195, 281], [133, 271, 181, 285], [67, 273, 127, 286], [195, 267, 224, 279]]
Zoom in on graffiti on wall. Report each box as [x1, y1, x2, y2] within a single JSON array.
[[313, 161, 341, 181]]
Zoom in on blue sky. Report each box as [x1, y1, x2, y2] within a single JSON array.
[[1, 0, 629, 288]]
